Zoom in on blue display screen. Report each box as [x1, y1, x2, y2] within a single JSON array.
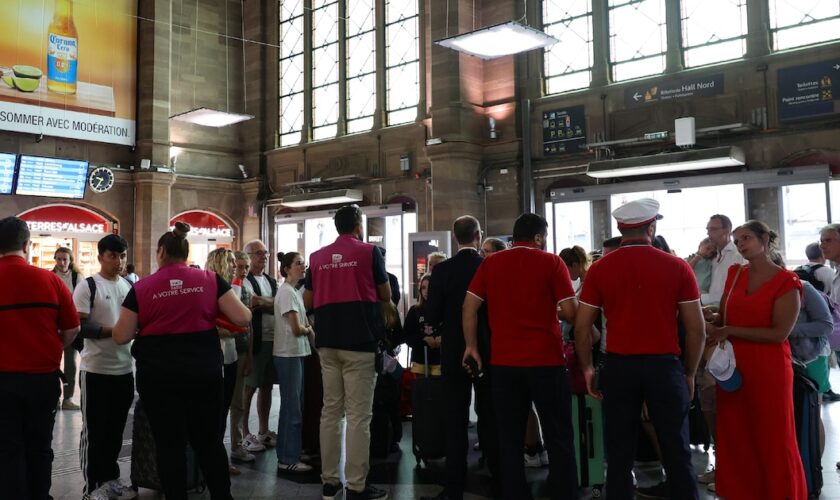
[[0, 153, 14, 194], [15, 155, 88, 199]]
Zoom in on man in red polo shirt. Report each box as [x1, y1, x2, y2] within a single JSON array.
[[574, 198, 705, 500], [0, 216, 80, 499], [463, 213, 579, 500]]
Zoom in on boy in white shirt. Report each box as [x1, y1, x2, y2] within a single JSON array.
[[73, 235, 136, 500]]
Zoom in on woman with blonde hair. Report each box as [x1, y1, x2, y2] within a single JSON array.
[[205, 248, 247, 476]]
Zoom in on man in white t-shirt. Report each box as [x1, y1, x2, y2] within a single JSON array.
[[803, 242, 835, 294], [73, 234, 136, 500], [240, 239, 278, 452], [701, 214, 745, 307]]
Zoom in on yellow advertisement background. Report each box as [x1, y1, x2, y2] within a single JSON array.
[[0, 0, 137, 120]]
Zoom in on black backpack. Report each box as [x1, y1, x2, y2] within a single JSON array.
[[794, 264, 825, 293]]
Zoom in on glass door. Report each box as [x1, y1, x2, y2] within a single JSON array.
[[611, 184, 746, 258]]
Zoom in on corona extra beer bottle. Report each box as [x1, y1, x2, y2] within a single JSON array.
[[47, 0, 78, 94]]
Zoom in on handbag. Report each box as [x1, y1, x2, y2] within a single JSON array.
[[564, 326, 587, 395]]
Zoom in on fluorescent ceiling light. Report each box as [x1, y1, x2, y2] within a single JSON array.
[[435, 21, 558, 60], [280, 189, 364, 208], [587, 146, 745, 179], [170, 107, 253, 127]]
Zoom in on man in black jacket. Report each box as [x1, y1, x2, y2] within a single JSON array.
[[422, 215, 499, 500]]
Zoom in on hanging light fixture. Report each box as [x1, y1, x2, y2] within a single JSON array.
[[170, 108, 253, 127], [169, 0, 252, 127], [435, 21, 558, 60]]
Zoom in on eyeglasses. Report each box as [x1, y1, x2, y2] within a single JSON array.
[[706, 226, 724, 232], [248, 250, 269, 256]]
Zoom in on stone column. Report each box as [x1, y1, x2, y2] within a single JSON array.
[[426, 142, 483, 232], [664, 0, 684, 73], [133, 171, 175, 275], [135, 0, 172, 167], [590, 0, 611, 87], [746, 0, 771, 57]]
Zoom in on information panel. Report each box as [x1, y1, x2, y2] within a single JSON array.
[[15, 155, 87, 199], [0, 152, 14, 194], [542, 106, 587, 156], [778, 59, 840, 122]]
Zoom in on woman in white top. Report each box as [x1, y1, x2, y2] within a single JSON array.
[[273, 251, 313, 473]]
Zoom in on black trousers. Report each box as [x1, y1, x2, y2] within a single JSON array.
[[442, 364, 500, 499], [0, 372, 60, 500], [491, 365, 578, 500], [80, 371, 135, 494], [601, 354, 698, 500], [220, 361, 237, 435], [136, 369, 232, 500]]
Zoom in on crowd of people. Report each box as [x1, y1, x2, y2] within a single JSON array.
[[2, 197, 840, 500]]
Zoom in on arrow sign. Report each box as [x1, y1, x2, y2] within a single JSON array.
[[624, 73, 724, 106]]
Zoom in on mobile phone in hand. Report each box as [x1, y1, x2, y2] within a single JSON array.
[[463, 356, 483, 379]]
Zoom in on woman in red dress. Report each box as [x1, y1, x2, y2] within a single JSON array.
[[705, 220, 806, 500]]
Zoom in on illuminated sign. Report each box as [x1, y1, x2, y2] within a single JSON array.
[[169, 226, 232, 237], [26, 221, 106, 233]]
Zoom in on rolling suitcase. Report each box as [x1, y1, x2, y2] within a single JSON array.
[[688, 390, 711, 451], [370, 373, 396, 459], [793, 365, 823, 498], [130, 399, 205, 493], [410, 347, 446, 466], [571, 394, 605, 497]]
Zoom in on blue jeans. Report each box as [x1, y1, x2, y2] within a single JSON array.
[[273, 356, 305, 464]]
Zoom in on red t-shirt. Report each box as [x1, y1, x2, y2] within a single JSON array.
[[467, 242, 576, 367], [579, 242, 700, 355], [0, 255, 80, 373]]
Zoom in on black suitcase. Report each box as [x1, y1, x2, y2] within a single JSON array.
[[130, 399, 205, 493], [688, 390, 711, 451], [793, 365, 823, 498], [370, 373, 396, 459], [410, 347, 446, 466]]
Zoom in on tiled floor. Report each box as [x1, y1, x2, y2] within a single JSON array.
[[47, 370, 840, 499]]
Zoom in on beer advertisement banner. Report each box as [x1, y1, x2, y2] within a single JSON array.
[[0, 0, 137, 146]]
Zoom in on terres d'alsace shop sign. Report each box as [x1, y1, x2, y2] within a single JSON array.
[[0, 0, 137, 146], [26, 221, 106, 233], [170, 211, 233, 238]]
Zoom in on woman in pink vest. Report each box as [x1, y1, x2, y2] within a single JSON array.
[[113, 222, 251, 500]]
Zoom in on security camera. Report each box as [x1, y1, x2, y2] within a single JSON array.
[[238, 164, 248, 179], [36, 133, 44, 143]]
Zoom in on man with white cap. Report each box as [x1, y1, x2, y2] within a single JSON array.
[[574, 198, 705, 499]]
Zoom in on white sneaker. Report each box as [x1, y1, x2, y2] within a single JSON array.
[[243, 434, 266, 452], [89, 479, 136, 500], [89, 485, 111, 500], [277, 461, 313, 473], [105, 479, 137, 500], [231, 446, 256, 462], [524, 452, 542, 468], [258, 430, 277, 448], [539, 450, 549, 466]]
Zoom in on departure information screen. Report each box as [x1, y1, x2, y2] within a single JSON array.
[[0, 153, 14, 194], [15, 155, 88, 199]]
